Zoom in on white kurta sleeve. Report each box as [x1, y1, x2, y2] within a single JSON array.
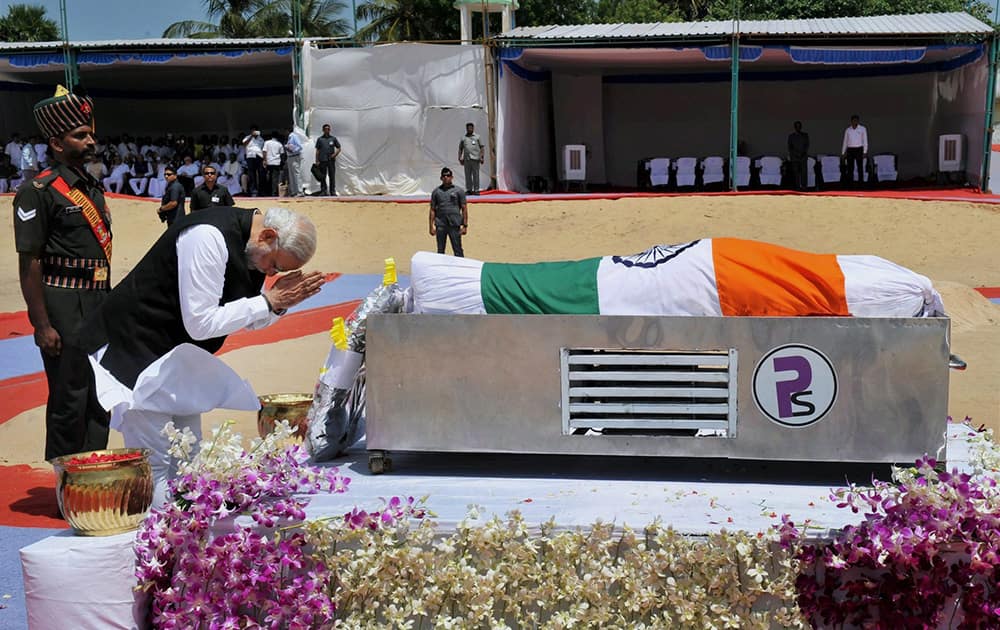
[[176, 224, 279, 340]]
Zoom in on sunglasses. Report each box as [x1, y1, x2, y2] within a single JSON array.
[[203, 171, 218, 176]]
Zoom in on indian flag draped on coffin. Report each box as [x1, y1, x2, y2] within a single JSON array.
[[410, 238, 945, 318]]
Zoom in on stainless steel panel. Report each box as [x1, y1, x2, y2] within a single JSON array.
[[366, 314, 949, 463]]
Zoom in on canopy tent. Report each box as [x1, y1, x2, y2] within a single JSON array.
[[495, 12, 997, 192], [0, 38, 318, 139]]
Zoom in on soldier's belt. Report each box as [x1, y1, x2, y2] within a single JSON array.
[[42, 255, 109, 289]]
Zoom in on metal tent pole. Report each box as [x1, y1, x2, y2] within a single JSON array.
[[728, 3, 740, 191], [292, 0, 305, 129], [59, 0, 77, 90], [981, 23, 999, 191]]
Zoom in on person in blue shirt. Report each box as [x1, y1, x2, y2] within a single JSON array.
[[284, 127, 304, 197]]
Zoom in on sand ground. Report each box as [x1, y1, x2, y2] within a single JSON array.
[[1, 194, 998, 466]]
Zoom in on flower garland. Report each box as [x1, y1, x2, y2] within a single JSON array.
[[778, 418, 1000, 629], [306, 512, 805, 628], [132, 416, 999, 629], [134, 420, 356, 628]]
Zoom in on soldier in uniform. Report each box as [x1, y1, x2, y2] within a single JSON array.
[[13, 86, 112, 461]]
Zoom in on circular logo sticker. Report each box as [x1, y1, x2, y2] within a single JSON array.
[[752, 344, 837, 427]]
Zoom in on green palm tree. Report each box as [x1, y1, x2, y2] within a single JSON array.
[[163, 0, 348, 38], [0, 4, 60, 42], [355, 0, 458, 43]]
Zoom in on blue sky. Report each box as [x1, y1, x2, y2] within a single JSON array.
[[0, 0, 357, 40], [1, 1, 995, 40]]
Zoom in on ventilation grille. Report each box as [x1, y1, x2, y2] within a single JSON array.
[[561, 348, 737, 437]]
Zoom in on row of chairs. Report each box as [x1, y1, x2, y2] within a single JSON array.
[[637, 154, 898, 190]]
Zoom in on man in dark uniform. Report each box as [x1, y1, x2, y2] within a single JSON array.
[[157, 166, 185, 227], [13, 86, 112, 460], [314, 123, 341, 196], [189, 164, 234, 211], [429, 167, 468, 257], [787, 120, 810, 191]]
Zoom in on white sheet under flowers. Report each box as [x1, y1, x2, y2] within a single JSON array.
[[301, 42, 490, 196]]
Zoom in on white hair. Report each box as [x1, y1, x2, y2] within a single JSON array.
[[263, 207, 317, 262]]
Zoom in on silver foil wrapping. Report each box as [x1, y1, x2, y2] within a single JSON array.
[[344, 282, 408, 353], [307, 281, 407, 461]]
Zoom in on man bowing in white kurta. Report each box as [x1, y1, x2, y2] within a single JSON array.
[[80, 206, 324, 505]]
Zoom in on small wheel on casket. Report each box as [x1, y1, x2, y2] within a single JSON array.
[[369, 453, 387, 474]]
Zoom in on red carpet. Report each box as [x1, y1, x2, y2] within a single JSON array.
[[1, 465, 66, 529], [977, 287, 1000, 299]]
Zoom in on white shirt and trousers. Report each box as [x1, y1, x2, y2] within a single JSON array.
[[90, 224, 280, 506]]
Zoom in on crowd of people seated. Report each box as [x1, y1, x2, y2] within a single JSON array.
[[1, 131, 301, 198]]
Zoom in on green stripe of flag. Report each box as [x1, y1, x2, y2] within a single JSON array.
[[480, 257, 602, 314]]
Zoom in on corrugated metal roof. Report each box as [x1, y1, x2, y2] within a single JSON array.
[[498, 11, 993, 41], [0, 37, 344, 53], [739, 12, 994, 35]]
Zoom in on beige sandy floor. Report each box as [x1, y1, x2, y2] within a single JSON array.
[[1, 194, 997, 465]]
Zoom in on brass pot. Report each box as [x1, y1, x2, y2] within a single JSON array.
[[257, 393, 313, 439], [50, 448, 153, 536]]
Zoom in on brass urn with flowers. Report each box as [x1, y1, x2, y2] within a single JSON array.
[[50, 448, 153, 536]]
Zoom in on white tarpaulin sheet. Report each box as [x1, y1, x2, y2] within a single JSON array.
[[302, 43, 490, 195]]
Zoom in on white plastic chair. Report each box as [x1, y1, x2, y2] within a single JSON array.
[[756, 156, 783, 186], [819, 155, 842, 186], [674, 157, 698, 187], [734, 156, 751, 188], [648, 158, 671, 187], [147, 176, 167, 199], [700, 156, 725, 186], [872, 154, 897, 183]]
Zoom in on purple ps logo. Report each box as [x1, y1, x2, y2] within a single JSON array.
[[752, 344, 837, 427]]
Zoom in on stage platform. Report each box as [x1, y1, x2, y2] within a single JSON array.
[[12, 423, 975, 630], [308, 421, 973, 535]]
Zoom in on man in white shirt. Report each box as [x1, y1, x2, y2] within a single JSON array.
[[81, 206, 324, 505], [4, 133, 22, 166], [176, 155, 201, 194], [220, 152, 243, 196], [242, 125, 265, 197], [262, 130, 285, 196], [841, 114, 868, 187], [102, 155, 130, 193]]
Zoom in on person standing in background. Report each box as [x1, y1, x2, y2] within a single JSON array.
[[20, 139, 39, 182], [458, 122, 484, 195], [429, 167, 468, 257], [787, 121, 810, 191], [314, 123, 341, 196], [841, 114, 868, 187], [189, 164, 234, 211], [158, 167, 185, 227], [262, 131, 285, 197], [242, 125, 265, 196], [283, 127, 304, 197]]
